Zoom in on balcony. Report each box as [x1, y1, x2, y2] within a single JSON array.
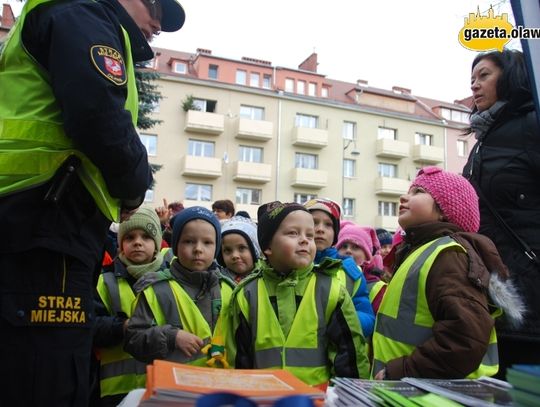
[[375, 176, 410, 196], [181, 155, 222, 178], [184, 110, 224, 135], [235, 118, 273, 141], [292, 127, 328, 148], [412, 144, 444, 164], [375, 138, 410, 159], [232, 161, 272, 184], [290, 168, 328, 189], [374, 215, 399, 231]]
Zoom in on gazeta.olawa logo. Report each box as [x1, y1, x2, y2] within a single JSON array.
[[458, 5, 540, 51]]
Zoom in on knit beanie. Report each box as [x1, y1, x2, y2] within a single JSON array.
[[117, 207, 162, 254], [257, 201, 309, 252], [303, 198, 341, 245], [218, 216, 262, 266], [170, 206, 222, 257], [411, 166, 480, 233], [336, 224, 373, 260], [376, 228, 393, 246]]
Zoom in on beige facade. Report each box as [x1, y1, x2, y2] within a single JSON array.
[[143, 48, 469, 231]]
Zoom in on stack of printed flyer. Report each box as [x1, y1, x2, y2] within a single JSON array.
[[330, 376, 514, 407], [506, 364, 540, 406], [139, 360, 325, 406]]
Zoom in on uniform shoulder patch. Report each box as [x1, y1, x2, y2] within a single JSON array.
[[90, 45, 127, 85]]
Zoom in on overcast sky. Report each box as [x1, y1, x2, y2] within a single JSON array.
[[6, 0, 519, 102]]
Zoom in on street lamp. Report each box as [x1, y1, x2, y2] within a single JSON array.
[[342, 139, 360, 216]]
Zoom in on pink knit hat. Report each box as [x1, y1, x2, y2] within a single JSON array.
[[410, 166, 480, 233], [336, 224, 373, 260]]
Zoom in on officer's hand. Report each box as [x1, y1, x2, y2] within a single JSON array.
[[175, 330, 204, 357]]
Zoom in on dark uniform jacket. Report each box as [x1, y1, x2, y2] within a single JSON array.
[[463, 102, 540, 341], [0, 0, 153, 268]]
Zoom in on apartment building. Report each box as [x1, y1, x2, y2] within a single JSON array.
[[141, 47, 470, 231]]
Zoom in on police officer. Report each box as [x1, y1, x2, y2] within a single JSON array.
[[0, 0, 185, 405]]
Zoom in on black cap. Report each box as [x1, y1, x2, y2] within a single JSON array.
[[160, 0, 185, 32]]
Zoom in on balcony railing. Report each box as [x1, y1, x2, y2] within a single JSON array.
[[184, 110, 224, 135], [292, 126, 328, 148], [232, 161, 272, 183], [375, 138, 410, 159], [412, 144, 444, 164], [290, 168, 328, 189], [235, 118, 273, 141], [374, 176, 410, 196], [181, 155, 222, 178]]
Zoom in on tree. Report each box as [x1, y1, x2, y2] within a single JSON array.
[[135, 65, 163, 181]]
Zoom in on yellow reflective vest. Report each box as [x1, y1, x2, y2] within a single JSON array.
[[372, 236, 499, 379], [0, 0, 138, 222], [235, 271, 343, 385], [96, 273, 146, 397], [142, 279, 233, 366]]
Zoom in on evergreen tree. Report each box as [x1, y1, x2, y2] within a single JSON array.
[[135, 65, 163, 180]]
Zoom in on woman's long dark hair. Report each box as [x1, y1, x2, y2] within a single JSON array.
[[470, 49, 532, 115]]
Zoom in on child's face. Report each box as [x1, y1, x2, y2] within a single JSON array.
[[338, 242, 367, 266], [398, 186, 442, 230], [221, 233, 254, 276], [176, 219, 216, 272], [380, 244, 392, 257], [121, 229, 156, 265], [311, 210, 334, 251], [264, 211, 316, 273]]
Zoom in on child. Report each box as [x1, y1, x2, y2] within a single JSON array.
[[217, 216, 262, 284], [94, 207, 167, 407], [372, 166, 525, 380], [303, 198, 375, 337], [336, 223, 387, 314], [227, 201, 370, 386], [124, 206, 234, 367], [375, 228, 393, 258]]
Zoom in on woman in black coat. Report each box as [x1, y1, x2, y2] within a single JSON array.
[[464, 49, 540, 378]]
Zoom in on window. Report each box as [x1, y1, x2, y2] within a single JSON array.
[[343, 159, 356, 177], [188, 139, 214, 157], [139, 133, 157, 156], [415, 132, 433, 146], [141, 58, 156, 69], [342, 121, 356, 140], [285, 78, 294, 92], [249, 72, 260, 87], [173, 61, 187, 74], [144, 189, 154, 203], [378, 127, 397, 140], [208, 64, 218, 80], [457, 139, 468, 157], [185, 183, 212, 201], [236, 188, 261, 205], [321, 87, 329, 98], [308, 82, 317, 96], [239, 105, 264, 120], [297, 80, 305, 95], [294, 193, 317, 204], [295, 153, 317, 169], [239, 145, 263, 163], [343, 198, 355, 217], [378, 163, 398, 178], [295, 113, 318, 129], [378, 201, 397, 216], [236, 70, 247, 85], [451, 110, 469, 123], [440, 108, 451, 120], [263, 74, 272, 89], [193, 98, 217, 113]]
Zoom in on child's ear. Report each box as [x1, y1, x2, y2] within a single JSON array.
[[263, 247, 272, 257]]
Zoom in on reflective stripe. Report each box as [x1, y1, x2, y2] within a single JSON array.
[[483, 342, 498, 366], [151, 282, 182, 327], [102, 272, 122, 315], [101, 357, 147, 379], [374, 239, 446, 345]]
